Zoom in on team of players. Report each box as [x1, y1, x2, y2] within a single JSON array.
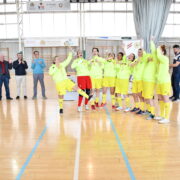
[[49, 40, 171, 124]]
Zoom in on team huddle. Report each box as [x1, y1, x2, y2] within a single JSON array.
[[49, 39, 174, 124]]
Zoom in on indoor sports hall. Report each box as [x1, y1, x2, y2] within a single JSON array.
[[0, 0, 180, 180]]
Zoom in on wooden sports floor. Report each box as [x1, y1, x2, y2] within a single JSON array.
[[0, 75, 180, 180]]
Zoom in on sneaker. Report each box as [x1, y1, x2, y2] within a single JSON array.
[[88, 95, 93, 101], [124, 107, 131, 112], [136, 110, 145, 115], [172, 98, 180, 102], [143, 111, 151, 116], [169, 96, 174, 100], [112, 105, 116, 110], [24, 96, 28, 99], [146, 114, 155, 120], [43, 96, 47, 100], [59, 109, 63, 114], [158, 118, 170, 124], [154, 116, 163, 121], [91, 105, 96, 110], [16, 96, 20, 100], [116, 106, 123, 111], [95, 102, 99, 108], [7, 97, 13, 100], [101, 103, 106, 107], [85, 105, 89, 110], [77, 106, 82, 112], [32, 96, 37, 100], [130, 107, 139, 112]]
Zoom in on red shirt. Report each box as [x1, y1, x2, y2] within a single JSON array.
[[0, 61, 6, 74]]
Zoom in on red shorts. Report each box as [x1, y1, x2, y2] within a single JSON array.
[[77, 76, 92, 89]]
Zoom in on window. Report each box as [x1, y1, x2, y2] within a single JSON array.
[[0, 25, 6, 39], [29, 14, 42, 37], [6, 24, 18, 38]]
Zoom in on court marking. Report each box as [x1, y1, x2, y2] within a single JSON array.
[[16, 109, 58, 180], [73, 113, 83, 180], [104, 106, 136, 180], [16, 126, 47, 180]]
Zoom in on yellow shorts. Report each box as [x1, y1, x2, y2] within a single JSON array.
[[103, 77, 116, 87], [115, 79, 129, 95], [56, 79, 75, 95], [142, 81, 155, 99], [91, 78, 103, 89], [156, 83, 171, 95], [132, 80, 143, 93]]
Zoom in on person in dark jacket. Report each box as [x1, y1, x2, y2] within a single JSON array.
[[13, 52, 28, 99], [0, 54, 13, 100], [170, 45, 180, 102]]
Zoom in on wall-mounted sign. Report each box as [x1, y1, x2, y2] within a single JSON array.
[[123, 40, 143, 57], [24, 38, 79, 47], [27, 0, 70, 12]]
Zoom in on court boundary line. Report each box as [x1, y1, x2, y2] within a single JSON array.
[[16, 126, 47, 180], [73, 113, 82, 180], [104, 106, 136, 180]]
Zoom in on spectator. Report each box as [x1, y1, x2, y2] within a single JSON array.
[[31, 51, 47, 99], [170, 45, 180, 102], [13, 52, 28, 100], [0, 54, 13, 100]]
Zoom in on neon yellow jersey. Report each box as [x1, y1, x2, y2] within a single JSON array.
[[103, 59, 116, 77], [116, 58, 131, 79], [89, 56, 105, 79], [71, 57, 90, 76], [142, 41, 158, 82], [156, 47, 171, 83], [49, 53, 72, 83], [132, 52, 147, 81]]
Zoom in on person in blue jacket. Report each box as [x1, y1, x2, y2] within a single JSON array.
[[31, 51, 47, 99]]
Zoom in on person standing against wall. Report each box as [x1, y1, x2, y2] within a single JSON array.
[[0, 54, 13, 100], [13, 52, 28, 99], [31, 51, 47, 99], [170, 45, 180, 102]]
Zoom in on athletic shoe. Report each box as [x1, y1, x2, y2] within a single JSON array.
[[43, 96, 47, 100], [88, 95, 93, 101], [172, 98, 180, 102], [124, 107, 131, 112], [158, 119, 170, 124], [146, 114, 155, 120], [24, 96, 28, 99], [16, 96, 20, 100], [154, 116, 163, 121], [169, 96, 174, 100], [101, 103, 106, 107], [59, 109, 63, 114], [32, 96, 37, 100], [130, 107, 139, 112], [143, 111, 151, 115], [85, 105, 89, 110], [7, 97, 13, 100], [136, 110, 145, 115], [91, 105, 96, 110], [112, 105, 116, 110], [77, 106, 82, 112], [116, 106, 123, 111], [95, 102, 99, 108]]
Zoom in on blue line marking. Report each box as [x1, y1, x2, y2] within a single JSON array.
[[16, 126, 47, 180], [104, 106, 136, 180]]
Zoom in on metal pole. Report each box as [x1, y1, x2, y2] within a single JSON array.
[[16, 0, 23, 52], [79, 3, 83, 51]]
